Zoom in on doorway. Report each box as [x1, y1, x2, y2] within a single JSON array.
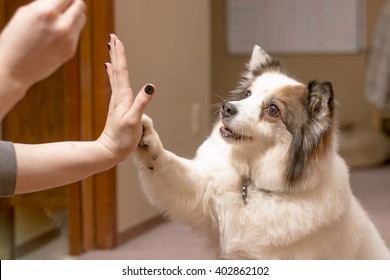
[[0, 0, 115, 259]]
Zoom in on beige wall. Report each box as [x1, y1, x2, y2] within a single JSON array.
[[115, 0, 211, 233], [212, 0, 386, 128], [115, 0, 387, 234]]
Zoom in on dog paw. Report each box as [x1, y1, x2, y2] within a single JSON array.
[[136, 115, 164, 170]]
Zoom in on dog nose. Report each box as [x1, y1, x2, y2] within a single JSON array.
[[222, 102, 238, 118]]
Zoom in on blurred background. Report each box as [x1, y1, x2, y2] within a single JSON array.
[[0, 0, 389, 259]]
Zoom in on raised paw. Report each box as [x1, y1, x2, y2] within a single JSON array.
[[135, 115, 164, 170], [138, 115, 161, 149], [139, 115, 154, 149]]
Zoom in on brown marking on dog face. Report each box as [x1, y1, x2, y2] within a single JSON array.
[[260, 82, 335, 187], [261, 85, 308, 125], [312, 124, 334, 159]]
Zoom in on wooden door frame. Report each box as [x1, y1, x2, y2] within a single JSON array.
[[0, 0, 115, 256], [67, 0, 116, 255]]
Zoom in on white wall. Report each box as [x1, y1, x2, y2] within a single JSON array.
[[115, 0, 211, 233]]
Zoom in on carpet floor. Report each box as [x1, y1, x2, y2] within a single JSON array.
[[78, 164, 390, 260]]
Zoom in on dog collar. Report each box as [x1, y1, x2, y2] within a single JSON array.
[[241, 176, 281, 205], [242, 177, 251, 205]]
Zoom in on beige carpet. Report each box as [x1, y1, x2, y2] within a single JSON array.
[[79, 164, 390, 260], [350, 164, 390, 247]]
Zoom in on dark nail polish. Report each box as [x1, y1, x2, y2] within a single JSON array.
[[107, 43, 111, 51], [145, 84, 154, 95]]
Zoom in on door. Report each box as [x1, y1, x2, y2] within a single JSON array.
[[0, 0, 115, 258]]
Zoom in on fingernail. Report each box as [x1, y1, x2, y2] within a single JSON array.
[[144, 84, 154, 95], [107, 43, 111, 51]]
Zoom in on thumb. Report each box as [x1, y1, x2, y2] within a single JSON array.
[[127, 84, 155, 121]]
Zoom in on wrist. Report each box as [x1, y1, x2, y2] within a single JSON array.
[[96, 132, 131, 166], [93, 139, 122, 170], [0, 63, 29, 97], [0, 64, 29, 120]]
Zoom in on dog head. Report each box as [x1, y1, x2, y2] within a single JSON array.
[[219, 46, 335, 186]]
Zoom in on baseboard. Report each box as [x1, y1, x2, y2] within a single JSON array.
[[117, 215, 166, 246], [14, 215, 166, 257], [14, 227, 62, 258]]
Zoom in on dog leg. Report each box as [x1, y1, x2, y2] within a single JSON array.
[[134, 115, 211, 227]]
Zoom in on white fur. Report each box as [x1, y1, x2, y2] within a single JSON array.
[[249, 45, 271, 71], [133, 72, 390, 260]]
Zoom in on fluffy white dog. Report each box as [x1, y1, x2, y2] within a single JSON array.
[[134, 46, 390, 259]]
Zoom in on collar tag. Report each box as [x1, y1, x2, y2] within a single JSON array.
[[242, 177, 251, 205]]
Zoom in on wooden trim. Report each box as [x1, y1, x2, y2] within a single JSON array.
[[117, 215, 166, 246], [0, 1, 5, 28], [79, 0, 96, 252], [68, 0, 115, 255], [0, 198, 15, 259], [67, 184, 82, 255], [65, 42, 83, 255], [91, 0, 116, 249]]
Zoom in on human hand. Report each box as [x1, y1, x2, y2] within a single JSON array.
[[0, 0, 86, 92], [98, 34, 155, 163]]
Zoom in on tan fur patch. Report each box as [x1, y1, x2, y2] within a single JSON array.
[[260, 83, 334, 186]]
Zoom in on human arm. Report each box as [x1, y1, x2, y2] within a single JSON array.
[[0, 0, 86, 120], [11, 34, 155, 194]]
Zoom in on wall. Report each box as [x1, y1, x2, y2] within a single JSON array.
[[212, 0, 387, 128], [115, 0, 386, 235], [115, 0, 211, 233]]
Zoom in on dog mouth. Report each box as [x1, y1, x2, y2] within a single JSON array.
[[219, 122, 251, 141]]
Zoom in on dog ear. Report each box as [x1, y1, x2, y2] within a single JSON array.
[[249, 45, 272, 71], [285, 81, 335, 187], [230, 46, 281, 101], [247, 45, 282, 75], [307, 80, 334, 122]]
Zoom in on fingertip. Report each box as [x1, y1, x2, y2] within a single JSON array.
[[144, 84, 155, 95], [104, 62, 112, 70], [110, 33, 118, 40], [128, 85, 155, 119]]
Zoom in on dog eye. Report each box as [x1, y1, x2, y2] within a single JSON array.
[[244, 90, 251, 98], [267, 104, 279, 116]]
